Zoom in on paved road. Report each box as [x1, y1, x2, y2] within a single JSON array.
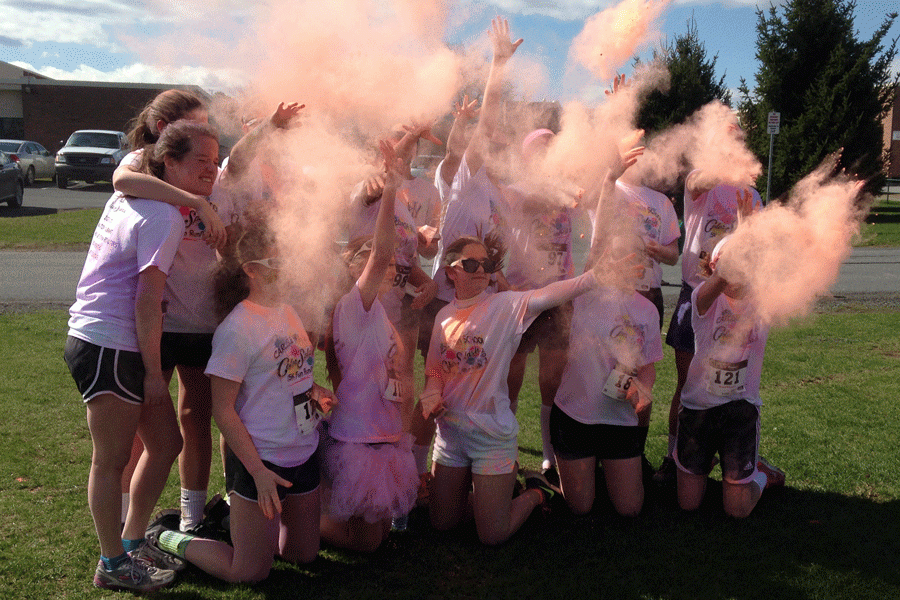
[[1, 183, 897, 309], [0, 180, 112, 216]]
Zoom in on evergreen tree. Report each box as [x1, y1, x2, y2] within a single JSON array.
[[738, 0, 898, 199], [636, 17, 731, 136]]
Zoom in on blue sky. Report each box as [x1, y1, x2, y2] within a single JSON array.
[[2, 0, 898, 100]]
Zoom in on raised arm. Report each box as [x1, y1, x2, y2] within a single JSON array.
[[439, 95, 479, 187], [466, 17, 523, 176], [357, 140, 402, 310], [226, 102, 303, 180], [525, 270, 596, 317]]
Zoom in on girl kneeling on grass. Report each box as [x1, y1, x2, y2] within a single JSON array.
[[422, 234, 600, 545], [148, 225, 334, 583], [675, 232, 784, 518], [319, 141, 419, 552]]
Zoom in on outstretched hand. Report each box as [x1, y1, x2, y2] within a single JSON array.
[[453, 95, 480, 121], [489, 16, 523, 63], [270, 102, 304, 129], [605, 73, 627, 96], [403, 119, 444, 146], [380, 139, 403, 188], [610, 131, 645, 181], [735, 187, 758, 228]]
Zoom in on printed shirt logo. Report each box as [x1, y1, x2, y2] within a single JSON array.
[[712, 308, 758, 348], [273, 333, 314, 385], [608, 314, 646, 365], [628, 201, 662, 241], [179, 200, 218, 241], [440, 333, 488, 376]]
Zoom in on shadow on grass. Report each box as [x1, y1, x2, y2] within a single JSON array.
[[156, 477, 899, 600]]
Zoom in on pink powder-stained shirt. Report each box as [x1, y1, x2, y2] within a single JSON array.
[[328, 285, 405, 444], [680, 284, 770, 410], [554, 288, 663, 426]]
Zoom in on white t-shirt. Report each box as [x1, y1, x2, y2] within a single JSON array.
[[615, 181, 680, 291], [554, 288, 663, 426], [680, 284, 770, 410], [432, 153, 508, 302], [426, 290, 536, 440], [328, 285, 404, 444], [68, 193, 183, 352], [205, 300, 318, 467], [401, 176, 441, 231], [504, 183, 575, 290], [682, 180, 762, 289]]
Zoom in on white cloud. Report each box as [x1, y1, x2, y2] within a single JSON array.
[[11, 60, 247, 92], [475, 0, 773, 21]]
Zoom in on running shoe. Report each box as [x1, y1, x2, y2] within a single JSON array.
[[132, 532, 187, 573], [524, 470, 560, 512], [93, 556, 175, 593], [652, 456, 677, 485], [756, 456, 786, 489]]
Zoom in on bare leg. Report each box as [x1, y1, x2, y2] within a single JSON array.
[[176, 365, 212, 493], [537, 347, 565, 466], [86, 394, 141, 558], [320, 513, 390, 553], [429, 463, 471, 531], [722, 480, 763, 519], [278, 489, 320, 564], [555, 455, 595, 516], [677, 468, 707, 512], [668, 350, 693, 440], [122, 396, 182, 541], [183, 494, 279, 583], [471, 470, 542, 546], [601, 457, 644, 517]]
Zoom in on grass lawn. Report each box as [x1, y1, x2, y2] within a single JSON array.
[[1, 307, 897, 600], [0, 208, 100, 250]]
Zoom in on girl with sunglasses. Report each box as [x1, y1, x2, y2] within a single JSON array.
[[422, 234, 600, 545], [146, 225, 334, 582], [319, 141, 419, 552]]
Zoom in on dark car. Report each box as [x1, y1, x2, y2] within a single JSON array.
[[0, 140, 55, 186], [0, 150, 25, 207], [55, 130, 128, 188]]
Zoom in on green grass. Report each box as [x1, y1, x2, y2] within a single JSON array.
[[857, 200, 900, 246], [0, 208, 100, 249], [1, 307, 898, 599]]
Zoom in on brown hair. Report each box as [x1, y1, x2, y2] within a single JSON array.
[[127, 89, 206, 150], [139, 120, 218, 180], [443, 232, 505, 272], [213, 224, 277, 321]]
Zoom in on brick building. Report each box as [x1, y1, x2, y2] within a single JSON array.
[[883, 84, 900, 179], [0, 61, 206, 153]]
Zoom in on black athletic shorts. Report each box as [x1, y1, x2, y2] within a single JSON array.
[[637, 287, 664, 330], [64, 336, 145, 404], [550, 403, 648, 461], [675, 399, 760, 484], [665, 282, 695, 353], [225, 448, 320, 502], [160, 332, 214, 372]]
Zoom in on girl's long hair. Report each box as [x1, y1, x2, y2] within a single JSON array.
[[127, 89, 206, 150]]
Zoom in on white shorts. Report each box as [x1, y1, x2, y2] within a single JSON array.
[[432, 415, 518, 476]]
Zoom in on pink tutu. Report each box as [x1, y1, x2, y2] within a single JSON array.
[[323, 433, 418, 524]]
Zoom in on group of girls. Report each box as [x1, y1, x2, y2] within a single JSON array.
[[65, 15, 786, 594]]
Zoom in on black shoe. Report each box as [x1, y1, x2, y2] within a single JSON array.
[[541, 465, 560, 489], [652, 456, 677, 485], [524, 471, 560, 513]]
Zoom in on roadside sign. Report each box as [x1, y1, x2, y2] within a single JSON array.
[[767, 111, 781, 135]]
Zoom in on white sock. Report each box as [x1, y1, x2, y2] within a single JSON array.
[[180, 489, 207, 531], [540, 405, 554, 467], [412, 443, 430, 475], [121, 492, 130, 525], [667, 434, 676, 457], [753, 469, 768, 491]]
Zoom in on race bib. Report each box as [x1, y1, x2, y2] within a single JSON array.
[[292, 389, 321, 435], [383, 377, 404, 403], [706, 359, 748, 397], [539, 242, 567, 274], [635, 256, 653, 292], [392, 264, 412, 289], [602, 364, 636, 401]]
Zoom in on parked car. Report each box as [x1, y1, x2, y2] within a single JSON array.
[[0, 150, 25, 207], [55, 130, 128, 188], [0, 140, 55, 186]]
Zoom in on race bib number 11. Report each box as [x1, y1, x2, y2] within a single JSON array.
[[293, 389, 321, 435]]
